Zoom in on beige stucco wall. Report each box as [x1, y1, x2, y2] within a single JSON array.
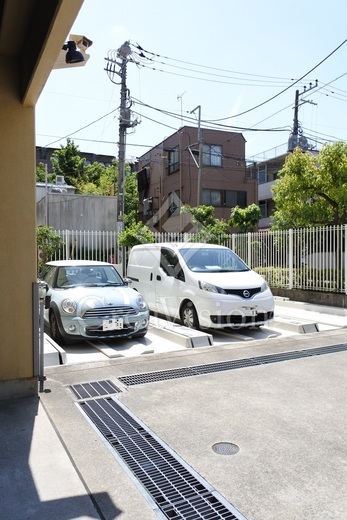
[[0, 0, 84, 399], [0, 56, 37, 395]]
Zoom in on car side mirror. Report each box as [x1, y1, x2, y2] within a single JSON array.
[[38, 280, 48, 299], [123, 277, 132, 286]]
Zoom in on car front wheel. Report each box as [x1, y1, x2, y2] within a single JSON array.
[[49, 310, 64, 345], [180, 301, 199, 329]]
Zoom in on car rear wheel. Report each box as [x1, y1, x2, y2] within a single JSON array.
[[180, 301, 199, 329], [49, 310, 64, 345]]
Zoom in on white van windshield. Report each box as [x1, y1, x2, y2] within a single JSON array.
[[179, 247, 249, 273]]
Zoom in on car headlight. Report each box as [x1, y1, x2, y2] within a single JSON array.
[[61, 298, 77, 314], [260, 280, 269, 292], [136, 294, 148, 310], [199, 280, 226, 294]]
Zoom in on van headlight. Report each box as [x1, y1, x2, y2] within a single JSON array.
[[199, 280, 226, 294], [260, 280, 269, 292]]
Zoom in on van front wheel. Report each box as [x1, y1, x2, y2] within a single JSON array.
[[181, 301, 199, 329]]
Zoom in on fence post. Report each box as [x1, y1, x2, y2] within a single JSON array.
[[231, 233, 236, 252], [345, 225, 347, 295], [288, 228, 293, 289], [247, 232, 252, 268], [64, 230, 69, 260]]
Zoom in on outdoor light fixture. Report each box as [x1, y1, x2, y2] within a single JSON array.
[[55, 35, 93, 69], [63, 40, 85, 64]]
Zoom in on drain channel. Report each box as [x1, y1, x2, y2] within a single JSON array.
[[70, 379, 121, 399], [118, 343, 347, 386], [78, 397, 245, 519]]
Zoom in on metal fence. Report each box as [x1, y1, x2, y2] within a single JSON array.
[[54, 229, 119, 264], [54, 226, 347, 294]]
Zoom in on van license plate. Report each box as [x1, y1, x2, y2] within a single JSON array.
[[103, 318, 123, 331], [242, 307, 257, 317]]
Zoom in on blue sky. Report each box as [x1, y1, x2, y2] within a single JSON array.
[[36, 0, 347, 163]]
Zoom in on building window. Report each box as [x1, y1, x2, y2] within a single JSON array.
[[202, 189, 222, 206], [257, 165, 267, 184], [225, 190, 247, 208], [202, 189, 247, 208], [259, 200, 268, 218], [202, 144, 222, 167], [168, 147, 179, 174]]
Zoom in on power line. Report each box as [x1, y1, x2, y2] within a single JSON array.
[[131, 41, 304, 82], [204, 37, 347, 121], [132, 55, 301, 88], [44, 108, 118, 147], [39, 37, 347, 157], [132, 97, 290, 133]]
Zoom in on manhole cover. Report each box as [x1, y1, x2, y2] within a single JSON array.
[[212, 442, 239, 455]]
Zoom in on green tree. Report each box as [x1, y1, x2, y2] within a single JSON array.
[[182, 204, 230, 244], [229, 204, 261, 233], [74, 162, 138, 226], [124, 171, 139, 226], [48, 142, 139, 229], [271, 143, 347, 229], [37, 226, 64, 274], [118, 221, 155, 248], [74, 161, 116, 195], [36, 162, 56, 183], [51, 139, 85, 187]]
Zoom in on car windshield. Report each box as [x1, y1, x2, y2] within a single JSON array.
[[179, 247, 249, 273], [55, 265, 124, 288]]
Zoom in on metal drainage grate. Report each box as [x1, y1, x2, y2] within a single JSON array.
[[70, 379, 121, 400], [118, 343, 347, 386], [78, 396, 245, 519]]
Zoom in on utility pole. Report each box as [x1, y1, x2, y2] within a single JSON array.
[[190, 105, 202, 206], [117, 48, 128, 238], [288, 80, 318, 152], [105, 41, 137, 275], [44, 163, 48, 226]]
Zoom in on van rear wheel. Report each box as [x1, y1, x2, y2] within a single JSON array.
[[180, 301, 199, 329]]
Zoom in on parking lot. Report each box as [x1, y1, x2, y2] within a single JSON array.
[[44, 297, 347, 366], [37, 301, 347, 520]]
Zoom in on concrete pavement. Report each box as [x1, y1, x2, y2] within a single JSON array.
[[1, 303, 347, 519]]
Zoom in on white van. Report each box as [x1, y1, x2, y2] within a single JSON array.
[[127, 243, 274, 329]]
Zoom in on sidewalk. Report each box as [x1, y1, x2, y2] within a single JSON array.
[[0, 395, 101, 520], [1, 311, 347, 519]]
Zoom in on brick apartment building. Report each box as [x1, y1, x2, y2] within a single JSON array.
[[136, 126, 257, 233]]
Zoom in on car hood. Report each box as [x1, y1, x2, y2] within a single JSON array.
[[56, 285, 137, 306], [194, 269, 266, 289]]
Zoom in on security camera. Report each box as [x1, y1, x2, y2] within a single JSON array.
[[69, 34, 93, 52]]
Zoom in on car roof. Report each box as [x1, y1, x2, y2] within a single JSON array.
[[45, 260, 113, 267], [133, 243, 228, 250]]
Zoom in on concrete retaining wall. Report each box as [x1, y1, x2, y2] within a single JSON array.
[[271, 288, 347, 308]]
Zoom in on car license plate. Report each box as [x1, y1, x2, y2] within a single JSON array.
[[242, 307, 257, 317], [103, 318, 123, 331]]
